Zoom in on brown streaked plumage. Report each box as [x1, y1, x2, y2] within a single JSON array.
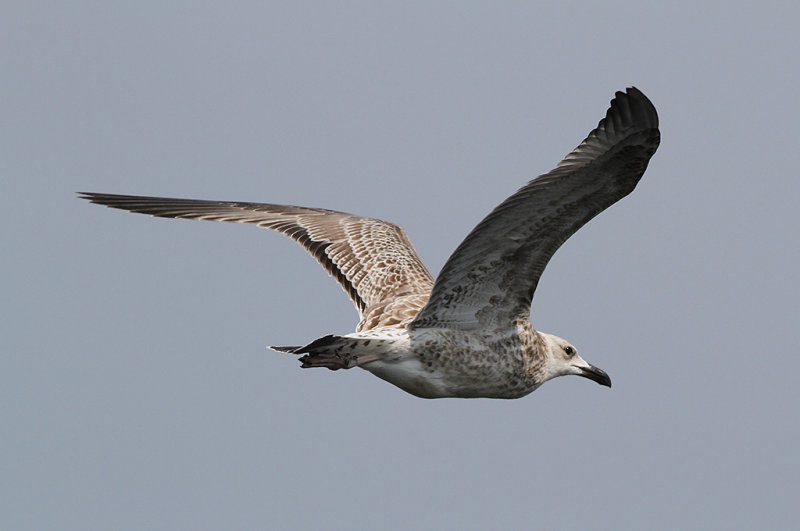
[[81, 87, 660, 399], [77, 195, 434, 332]]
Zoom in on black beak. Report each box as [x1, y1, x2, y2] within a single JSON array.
[[578, 365, 612, 388]]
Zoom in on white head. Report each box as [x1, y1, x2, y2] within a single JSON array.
[[539, 332, 611, 388]]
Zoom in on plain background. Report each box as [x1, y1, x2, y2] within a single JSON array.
[[3, 2, 799, 529]]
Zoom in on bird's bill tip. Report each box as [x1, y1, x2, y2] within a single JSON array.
[[578, 365, 612, 388]]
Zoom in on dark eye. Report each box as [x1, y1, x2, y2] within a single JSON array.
[[564, 346, 575, 356]]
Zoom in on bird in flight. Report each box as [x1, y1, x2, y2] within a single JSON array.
[[81, 87, 659, 399]]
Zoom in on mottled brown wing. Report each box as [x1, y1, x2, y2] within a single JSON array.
[[411, 87, 660, 330], [79, 193, 434, 330]]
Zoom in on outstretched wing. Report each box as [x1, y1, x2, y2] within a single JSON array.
[[79, 193, 434, 330], [411, 87, 660, 330]]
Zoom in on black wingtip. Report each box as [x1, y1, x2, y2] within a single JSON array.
[[612, 86, 659, 129], [77, 191, 117, 205]]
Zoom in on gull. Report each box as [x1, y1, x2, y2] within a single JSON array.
[[80, 87, 659, 399]]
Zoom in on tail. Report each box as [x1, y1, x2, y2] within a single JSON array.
[[270, 335, 378, 371], [270, 345, 302, 353]]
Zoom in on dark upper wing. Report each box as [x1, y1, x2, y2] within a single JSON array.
[[79, 193, 434, 330], [411, 87, 660, 330]]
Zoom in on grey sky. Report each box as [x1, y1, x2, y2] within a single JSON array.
[[3, 2, 799, 529]]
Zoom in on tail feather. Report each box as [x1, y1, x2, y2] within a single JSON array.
[[270, 335, 357, 370], [292, 334, 345, 354], [269, 345, 302, 353]]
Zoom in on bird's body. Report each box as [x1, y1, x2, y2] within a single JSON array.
[[81, 87, 660, 399], [288, 322, 544, 399]]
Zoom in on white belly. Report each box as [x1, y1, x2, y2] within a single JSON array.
[[352, 327, 539, 399]]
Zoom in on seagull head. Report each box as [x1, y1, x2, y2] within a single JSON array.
[[540, 333, 611, 388]]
